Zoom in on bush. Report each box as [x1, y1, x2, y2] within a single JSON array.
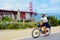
[[7, 23, 19, 29], [0, 22, 36, 30], [0, 23, 10, 29], [25, 20, 32, 22], [2, 16, 13, 21], [20, 20, 32, 22], [25, 24, 32, 28], [47, 16, 60, 26], [58, 20, 60, 25]]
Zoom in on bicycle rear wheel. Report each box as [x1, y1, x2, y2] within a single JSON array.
[[32, 28, 41, 38], [46, 28, 51, 36]]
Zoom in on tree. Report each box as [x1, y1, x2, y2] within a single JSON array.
[[47, 16, 58, 26], [2, 16, 12, 21], [58, 20, 60, 25]]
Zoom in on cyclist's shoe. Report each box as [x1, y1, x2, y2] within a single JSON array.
[[44, 34, 46, 37], [44, 34, 50, 37], [46, 34, 50, 36]]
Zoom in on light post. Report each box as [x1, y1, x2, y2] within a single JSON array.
[[22, 17, 25, 28], [17, 9, 20, 21]]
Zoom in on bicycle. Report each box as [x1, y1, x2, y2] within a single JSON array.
[[32, 22, 51, 38]]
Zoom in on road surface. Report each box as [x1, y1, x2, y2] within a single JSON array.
[[15, 33, 60, 40]]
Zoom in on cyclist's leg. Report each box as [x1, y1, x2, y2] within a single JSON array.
[[44, 26, 46, 37], [42, 23, 46, 37], [43, 22, 51, 36], [44, 22, 51, 36], [40, 22, 42, 30], [40, 23, 44, 31]]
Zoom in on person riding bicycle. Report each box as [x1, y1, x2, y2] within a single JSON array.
[[40, 13, 51, 37]]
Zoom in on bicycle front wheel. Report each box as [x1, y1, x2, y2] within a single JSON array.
[[32, 28, 40, 38]]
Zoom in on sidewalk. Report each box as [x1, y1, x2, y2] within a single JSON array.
[[0, 26, 60, 40]]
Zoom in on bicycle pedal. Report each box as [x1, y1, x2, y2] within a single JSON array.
[[39, 30, 42, 31], [42, 31, 44, 34]]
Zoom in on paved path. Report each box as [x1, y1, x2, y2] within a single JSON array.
[[15, 33, 60, 40], [0, 26, 60, 40]]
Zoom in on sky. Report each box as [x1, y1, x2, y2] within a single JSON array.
[[0, 0, 60, 13]]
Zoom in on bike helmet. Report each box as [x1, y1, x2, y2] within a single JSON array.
[[41, 13, 45, 16]]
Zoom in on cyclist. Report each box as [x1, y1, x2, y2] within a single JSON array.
[[40, 13, 51, 37]]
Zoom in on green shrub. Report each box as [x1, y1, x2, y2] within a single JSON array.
[[25, 24, 32, 28], [0, 22, 36, 30], [0, 23, 9, 29], [47, 16, 60, 26], [7, 23, 19, 29], [25, 20, 32, 22], [2, 16, 14, 21], [25, 22, 36, 28], [58, 20, 60, 25]]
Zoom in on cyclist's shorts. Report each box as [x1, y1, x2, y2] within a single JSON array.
[[43, 22, 51, 28]]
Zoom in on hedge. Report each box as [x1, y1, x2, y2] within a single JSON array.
[[0, 22, 36, 30]]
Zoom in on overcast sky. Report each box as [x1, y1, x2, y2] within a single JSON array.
[[0, 0, 60, 13]]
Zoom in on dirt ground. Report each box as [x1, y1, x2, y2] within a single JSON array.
[[0, 26, 60, 40]]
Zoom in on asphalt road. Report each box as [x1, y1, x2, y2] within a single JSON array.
[[16, 33, 60, 40]]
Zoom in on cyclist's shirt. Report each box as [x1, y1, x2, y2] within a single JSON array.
[[40, 16, 48, 23], [40, 16, 51, 28]]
